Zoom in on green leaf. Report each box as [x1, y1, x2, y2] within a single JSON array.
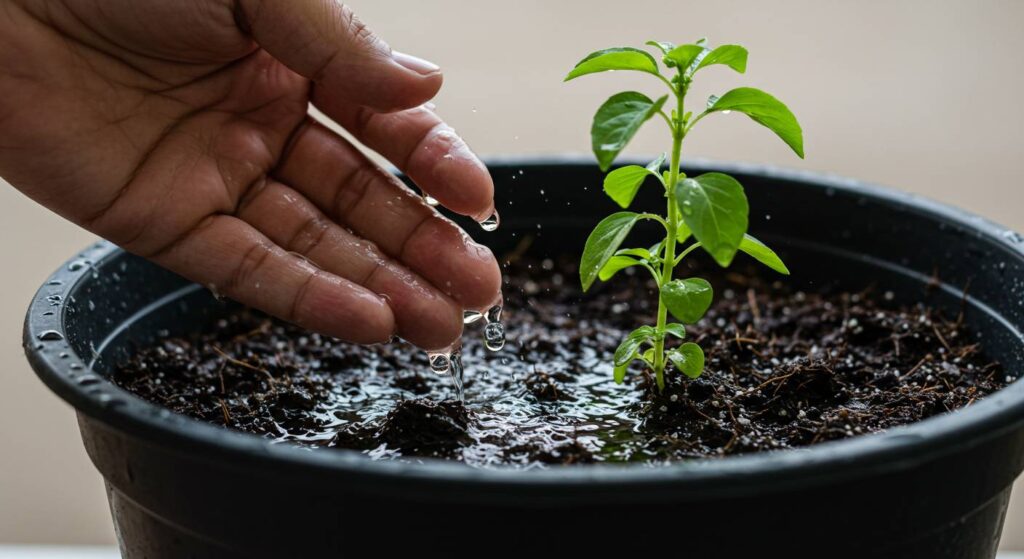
[[614, 326, 655, 366], [645, 40, 676, 55], [694, 45, 748, 73], [675, 172, 749, 267], [706, 87, 804, 158], [665, 323, 686, 339], [613, 362, 628, 384], [641, 348, 656, 364], [617, 247, 652, 259], [676, 220, 692, 243], [668, 343, 705, 379], [592, 92, 668, 171], [664, 44, 704, 70], [601, 154, 665, 208], [580, 212, 640, 291], [648, 241, 664, 261], [739, 234, 790, 275], [565, 47, 660, 81], [598, 255, 640, 282], [661, 278, 714, 324]]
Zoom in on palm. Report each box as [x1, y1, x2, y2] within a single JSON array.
[[0, 0, 501, 350]]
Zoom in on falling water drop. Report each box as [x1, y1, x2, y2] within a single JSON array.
[[482, 303, 505, 351], [424, 195, 439, 207], [449, 351, 465, 402], [428, 352, 451, 374], [463, 310, 483, 324], [484, 323, 506, 351], [479, 211, 500, 232]]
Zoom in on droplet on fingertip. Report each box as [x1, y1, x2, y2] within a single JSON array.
[[424, 195, 439, 207], [479, 210, 500, 232], [463, 310, 483, 324]]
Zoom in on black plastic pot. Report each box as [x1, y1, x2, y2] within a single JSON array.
[[24, 158, 1024, 557]]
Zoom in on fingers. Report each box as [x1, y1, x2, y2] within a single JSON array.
[[235, 179, 463, 350], [236, 0, 441, 113], [331, 103, 495, 221], [275, 120, 502, 311], [149, 214, 395, 345]]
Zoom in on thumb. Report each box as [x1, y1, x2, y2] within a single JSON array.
[[235, 0, 442, 113]]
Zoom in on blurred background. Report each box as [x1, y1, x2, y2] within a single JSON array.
[[3, 0, 1024, 550]]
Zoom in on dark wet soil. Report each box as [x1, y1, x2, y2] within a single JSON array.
[[109, 257, 1009, 467]]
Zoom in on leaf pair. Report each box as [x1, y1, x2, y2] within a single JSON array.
[[613, 324, 702, 383], [655, 42, 748, 77]]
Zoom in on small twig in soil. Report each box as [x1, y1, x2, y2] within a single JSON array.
[[212, 346, 277, 393]]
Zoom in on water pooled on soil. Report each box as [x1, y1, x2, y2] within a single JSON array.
[[109, 257, 1011, 468]]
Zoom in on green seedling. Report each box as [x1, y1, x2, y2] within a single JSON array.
[[565, 39, 804, 390]]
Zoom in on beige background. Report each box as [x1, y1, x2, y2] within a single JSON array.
[[3, 0, 1024, 548]]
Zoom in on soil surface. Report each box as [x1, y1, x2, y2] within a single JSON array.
[[109, 256, 1010, 467]]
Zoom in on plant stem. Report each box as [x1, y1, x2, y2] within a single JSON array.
[[652, 81, 687, 391]]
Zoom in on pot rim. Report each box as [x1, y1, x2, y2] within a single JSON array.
[[23, 157, 1024, 492]]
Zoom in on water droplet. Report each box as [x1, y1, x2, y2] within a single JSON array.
[[67, 259, 91, 272], [485, 304, 502, 323], [77, 375, 101, 386], [484, 322, 506, 351], [47, 279, 63, 286], [428, 352, 450, 374], [479, 211, 500, 232], [87, 300, 96, 311], [1004, 230, 1024, 244], [424, 195, 439, 207], [463, 310, 483, 324], [37, 330, 63, 341], [449, 351, 465, 402], [207, 283, 224, 301]]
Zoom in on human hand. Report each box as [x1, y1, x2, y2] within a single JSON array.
[[0, 0, 502, 350]]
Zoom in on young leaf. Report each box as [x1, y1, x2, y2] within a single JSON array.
[[602, 154, 665, 208], [592, 92, 668, 171], [676, 220, 692, 243], [648, 241, 664, 261], [645, 40, 676, 55], [693, 45, 748, 74], [668, 342, 705, 379], [739, 234, 790, 275], [664, 44, 704, 70], [614, 326, 656, 366], [641, 348, 656, 364], [613, 362, 628, 384], [664, 323, 686, 339], [580, 212, 640, 291], [661, 278, 714, 323], [706, 87, 804, 158], [565, 47, 660, 81], [675, 172, 749, 267], [599, 255, 640, 282], [617, 247, 652, 259]]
